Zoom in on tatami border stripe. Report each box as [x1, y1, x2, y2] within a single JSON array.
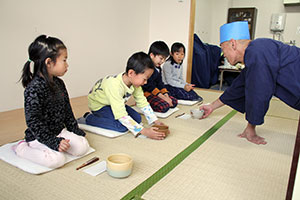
[[122, 110, 237, 200]]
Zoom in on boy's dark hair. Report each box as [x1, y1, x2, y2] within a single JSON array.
[[148, 41, 169, 57], [21, 35, 66, 90], [168, 42, 186, 65], [126, 52, 154, 74]]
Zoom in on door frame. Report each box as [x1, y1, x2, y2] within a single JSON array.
[[186, 0, 195, 83]]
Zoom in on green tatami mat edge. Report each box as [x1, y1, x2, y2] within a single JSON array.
[[122, 110, 237, 200]]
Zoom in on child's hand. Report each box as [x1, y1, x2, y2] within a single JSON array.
[[184, 84, 195, 92], [59, 139, 70, 152], [140, 127, 165, 140], [163, 94, 173, 107], [158, 93, 173, 106]]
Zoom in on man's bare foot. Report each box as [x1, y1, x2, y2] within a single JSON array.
[[238, 123, 267, 145], [238, 132, 267, 145]]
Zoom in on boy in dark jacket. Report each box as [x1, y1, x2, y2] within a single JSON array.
[[142, 41, 178, 113]]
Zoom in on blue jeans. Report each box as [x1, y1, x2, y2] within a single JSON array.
[[86, 105, 141, 132]]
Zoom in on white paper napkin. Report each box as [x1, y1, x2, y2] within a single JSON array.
[[177, 114, 191, 120], [83, 161, 107, 176]]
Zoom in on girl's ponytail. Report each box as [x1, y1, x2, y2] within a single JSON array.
[[21, 60, 33, 88]]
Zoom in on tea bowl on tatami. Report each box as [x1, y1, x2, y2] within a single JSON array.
[[106, 153, 133, 178], [152, 124, 170, 136], [190, 109, 204, 119]]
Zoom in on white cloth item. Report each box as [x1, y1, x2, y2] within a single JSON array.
[[0, 140, 95, 174], [177, 99, 199, 106], [177, 113, 192, 120], [78, 123, 128, 138], [132, 106, 179, 118]]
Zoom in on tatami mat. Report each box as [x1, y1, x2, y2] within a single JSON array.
[[143, 112, 298, 200], [266, 97, 299, 120], [0, 89, 298, 200], [0, 89, 231, 200]]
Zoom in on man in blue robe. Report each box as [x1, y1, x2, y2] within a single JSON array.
[[200, 21, 300, 145]]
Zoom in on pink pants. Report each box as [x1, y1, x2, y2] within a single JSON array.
[[15, 129, 90, 168]]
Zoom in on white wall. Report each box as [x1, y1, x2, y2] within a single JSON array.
[[192, 0, 229, 45], [209, 0, 233, 45], [195, 0, 300, 46], [232, 0, 300, 45], [0, 0, 192, 112], [0, 0, 151, 112], [195, 0, 232, 44], [149, 0, 191, 83], [194, 0, 212, 42]]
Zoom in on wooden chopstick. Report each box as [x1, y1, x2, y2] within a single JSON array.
[[76, 156, 99, 170], [175, 113, 185, 118]]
